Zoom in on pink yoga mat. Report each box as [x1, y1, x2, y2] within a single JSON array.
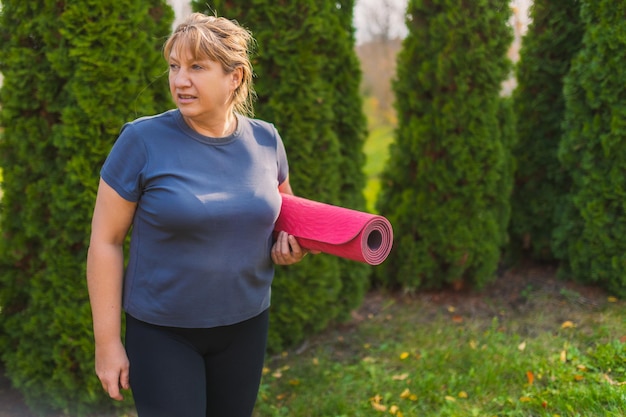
[[274, 193, 393, 265]]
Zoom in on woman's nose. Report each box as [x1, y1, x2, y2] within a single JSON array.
[[173, 69, 191, 87]]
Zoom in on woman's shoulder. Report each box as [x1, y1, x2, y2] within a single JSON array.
[[127, 109, 179, 129], [240, 115, 276, 133]]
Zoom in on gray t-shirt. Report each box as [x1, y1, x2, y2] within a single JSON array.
[[101, 109, 289, 328]]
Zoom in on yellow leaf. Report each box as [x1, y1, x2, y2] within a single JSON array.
[[272, 371, 283, 378], [518, 341, 526, 351], [458, 391, 468, 398], [370, 394, 383, 404], [409, 394, 418, 401], [447, 305, 456, 312], [288, 379, 300, 386], [312, 357, 319, 366], [469, 340, 478, 350], [608, 296, 618, 303], [561, 321, 575, 329], [392, 373, 409, 381], [400, 352, 410, 360], [519, 396, 532, 403], [577, 364, 587, 371], [370, 402, 387, 412], [397, 412, 404, 417], [574, 375, 584, 381], [400, 389, 411, 399], [389, 405, 400, 415], [445, 395, 456, 402], [262, 367, 271, 375], [560, 350, 567, 363]]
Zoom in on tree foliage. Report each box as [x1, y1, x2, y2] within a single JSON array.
[[509, 0, 583, 262], [0, 1, 173, 414], [374, 0, 513, 290], [192, 0, 369, 351], [556, 0, 626, 296]]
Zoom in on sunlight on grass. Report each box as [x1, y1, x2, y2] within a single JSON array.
[[254, 290, 626, 417], [362, 97, 395, 213]]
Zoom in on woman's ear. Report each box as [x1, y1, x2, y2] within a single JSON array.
[[231, 67, 243, 90]]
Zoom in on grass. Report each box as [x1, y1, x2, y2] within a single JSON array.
[[361, 97, 395, 213], [254, 273, 626, 417]]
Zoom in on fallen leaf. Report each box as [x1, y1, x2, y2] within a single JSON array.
[[370, 394, 383, 403], [288, 379, 300, 386], [526, 371, 534, 385], [445, 395, 456, 402], [458, 391, 468, 398], [370, 402, 387, 412], [389, 405, 400, 415], [469, 340, 478, 350], [518, 341, 526, 351], [519, 396, 532, 403], [560, 350, 567, 363], [608, 296, 618, 303], [312, 357, 319, 366], [262, 367, 271, 375], [400, 388, 418, 401], [447, 306, 456, 313], [452, 315, 464, 323], [574, 375, 584, 381], [392, 373, 409, 381], [577, 364, 587, 371], [399, 352, 410, 360], [561, 321, 575, 329]]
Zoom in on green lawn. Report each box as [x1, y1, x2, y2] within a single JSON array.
[[254, 269, 626, 417], [361, 98, 395, 213]]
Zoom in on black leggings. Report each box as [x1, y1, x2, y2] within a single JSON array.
[[125, 310, 269, 417]]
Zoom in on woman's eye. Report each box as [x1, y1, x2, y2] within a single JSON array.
[[169, 63, 179, 70], [192, 64, 203, 70]]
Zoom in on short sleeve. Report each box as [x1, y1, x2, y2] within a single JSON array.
[[275, 129, 289, 185], [100, 123, 148, 202]]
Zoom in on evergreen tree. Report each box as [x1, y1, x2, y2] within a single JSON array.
[[0, 1, 173, 414], [192, 0, 369, 350], [509, 0, 583, 262], [556, 0, 626, 296], [374, 0, 513, 289]]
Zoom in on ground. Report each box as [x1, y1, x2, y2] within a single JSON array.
[[0, 262, 611, 417]]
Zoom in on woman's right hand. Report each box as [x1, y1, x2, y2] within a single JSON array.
[[95, 340, 130, 401]]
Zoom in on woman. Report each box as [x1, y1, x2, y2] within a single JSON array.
[[86, 13, 307, 417]]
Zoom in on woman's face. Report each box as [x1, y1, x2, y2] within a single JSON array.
[[168, 46, 241, 126]]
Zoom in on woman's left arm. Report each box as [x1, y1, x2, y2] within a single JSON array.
[[272, 176, 307, 265]]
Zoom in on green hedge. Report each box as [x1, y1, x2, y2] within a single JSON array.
[[195, 0, 370, 351], [509, 0, 583, 262], [374, 0, 513, 290], [0, 1, 173, 414], [556, 0, 626, 296]]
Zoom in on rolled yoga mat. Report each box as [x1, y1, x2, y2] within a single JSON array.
[[274, 193, 394, 265]]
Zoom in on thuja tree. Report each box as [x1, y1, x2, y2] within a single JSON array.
[[0, 1, 173, 414], [193, 0, 369, 350], [509, 0, 583, 262], [556, 0, 626, 296], [374, 0, 513, 289]]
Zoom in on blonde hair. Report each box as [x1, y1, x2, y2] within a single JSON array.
[[163, 13, 256, 117]]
